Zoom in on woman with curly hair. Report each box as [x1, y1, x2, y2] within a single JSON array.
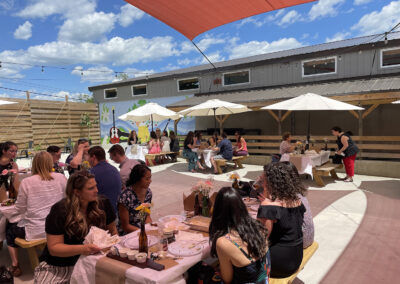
[[34, 170, 117, 284], [209, 187, 270, 283], [257, 162, 305, 278]]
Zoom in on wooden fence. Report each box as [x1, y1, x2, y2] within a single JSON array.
[[178, 135, 400, 161], [0, 94, 100, 153]]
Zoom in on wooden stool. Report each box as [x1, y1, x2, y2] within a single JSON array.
[[270, 241, 319, 284], [15, 238, 46, 270], [313, 163, 343, 186]]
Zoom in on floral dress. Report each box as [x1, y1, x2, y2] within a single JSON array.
[[117, 187, 152, 235]]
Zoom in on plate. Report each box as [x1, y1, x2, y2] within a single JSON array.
[[168, 240, 204, 257], [122, 235, 158, 249], [158, 215, 185, 224]]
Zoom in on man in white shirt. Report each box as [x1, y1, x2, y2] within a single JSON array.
[[108, 144, 140, 190]]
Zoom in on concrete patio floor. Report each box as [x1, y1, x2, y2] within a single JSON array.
[[1, 158, 399, 284]]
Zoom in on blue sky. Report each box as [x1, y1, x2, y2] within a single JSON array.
[[0, 0, 399, 101]]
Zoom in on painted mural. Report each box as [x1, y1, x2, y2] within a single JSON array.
[[99, 95, 195, 145]]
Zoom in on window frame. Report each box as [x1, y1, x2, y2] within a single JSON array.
[[131, 84, 148, 97], [222, 69, 251, 87], [301, 56, 337, 78], [177, 77, 200, 92], [104, 88, 118, 100], [380, 47, 400, 69]]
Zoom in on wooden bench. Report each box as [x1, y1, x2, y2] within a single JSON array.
[[215, 155, 248, 174], [270, 241, 319, 284], [312, 162, 343, 187], [15, 238, 46, 270], [145, 152, 179, 166]]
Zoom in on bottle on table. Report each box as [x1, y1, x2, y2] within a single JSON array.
[[139, 221, 148, 254]]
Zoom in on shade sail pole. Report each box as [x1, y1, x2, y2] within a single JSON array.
[[191, 41, 217, 69]]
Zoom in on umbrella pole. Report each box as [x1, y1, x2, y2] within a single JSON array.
[[307, 111, 311, 142], [151, 114, 154, 132], [213, 108, 217, 134]]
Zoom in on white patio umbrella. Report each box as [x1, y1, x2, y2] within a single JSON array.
[[392, 100, 400, 104], [119, 102, 182, 131], [178, 99, 251, 131], [261, 93, 364, 140], [0, 99, 17, 106]]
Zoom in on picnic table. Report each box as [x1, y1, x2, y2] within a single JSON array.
[[192, 148, 216, 168], [280, 150, 330, 177]]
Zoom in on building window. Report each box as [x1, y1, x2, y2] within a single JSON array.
[[302, 57, 336, 77], [178, 78, 199, 91], [104, 88, 117, 99], [381, 48, 400, 68], [132, 84, 147, 96], [223, 70, 250, 86]]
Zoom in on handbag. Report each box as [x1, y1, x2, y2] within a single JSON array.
[[332, 154, 343, 164]]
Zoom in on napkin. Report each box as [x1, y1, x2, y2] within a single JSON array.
[[84, 226, 120, 249], [176, 230, 206, 242]]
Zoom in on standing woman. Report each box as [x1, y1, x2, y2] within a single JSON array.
[[66, 138, 90, 175], [257, 162, 306, 278], [233, 131, 248, 157], [6, 152, 67, 277], [34, 170, 117, 284], [0, 141, 20, 200], [209, 187, 270, 283], [118, 164, 152, 235], [183, 131, 204, 173], [331, 126, 359, 182], [128, 130, 139, 145]]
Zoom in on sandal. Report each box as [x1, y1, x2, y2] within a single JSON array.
[[344, 177, 353, 182], [8, 264, 22, 277]]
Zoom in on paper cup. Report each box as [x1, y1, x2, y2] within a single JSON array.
[[135, 253, 147, 263]]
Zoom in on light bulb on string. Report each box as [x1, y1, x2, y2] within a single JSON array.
[[41, 66, 44, 72]]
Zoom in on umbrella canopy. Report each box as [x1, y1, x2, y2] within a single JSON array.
[[261, 93, 364, 111], [119, 102, 182, 123], [392, 100, 400, 104], [125, 0, 316, 40], [0, 99, 17, 106], [179, 99, 251, 116]]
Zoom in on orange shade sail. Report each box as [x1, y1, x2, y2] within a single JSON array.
[[125, 0, 317, 40]]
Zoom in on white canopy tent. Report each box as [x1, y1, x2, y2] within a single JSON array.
[[0, 99, 17, 106]]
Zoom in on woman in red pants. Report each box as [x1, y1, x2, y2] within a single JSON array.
[[331, 126, 359, 182]]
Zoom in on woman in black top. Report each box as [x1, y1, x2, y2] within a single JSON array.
[[34, 170, 117, 284], [168, 131, 180, 162], [331, 126, 359, 182], [182, 131, 204, 172], [128, 130, 139, 145], [257, 162, 306, 278], [209, 187, 270, 284], [0, 141, 20, 200]]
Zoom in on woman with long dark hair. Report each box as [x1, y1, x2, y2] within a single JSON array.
[[233, 131, 248, 156], [331, 126, 359, 182], [209, 187, 270, 283], [257, 162, 305, 278], [128, 130, 139, 145], [183, 131, 204, 172], [0, 141, 20, 201], [34, 170, 117, 283]]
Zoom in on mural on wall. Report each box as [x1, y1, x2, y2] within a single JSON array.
[[99, 95, 195, 145]]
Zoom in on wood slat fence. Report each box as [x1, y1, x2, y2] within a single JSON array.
[[177, 135, 400, 161], [0, 95, 100, 154]]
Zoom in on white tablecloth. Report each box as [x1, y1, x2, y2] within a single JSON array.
[[71, 226, 210, 284], [0, 205, 22, 242], [280, 150, 331, 178], [192, 148, 216, 168], [125, 145, 148, 162]]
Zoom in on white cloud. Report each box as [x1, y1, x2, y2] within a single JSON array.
[[237, 9, 286, 28], [0, 93, 11, 98], [71, 66, 115, 82], [16, 0, 96, 19], [180, 35, 226, 53], [325, 31, 351, 43], [118, 4, 145, 27], [278, 10, 302, 26], [308, 0, 345, 21], [229, 38, 303, 60], [354, 0, 372, 5], [14, 21, 33, 40], [352, 1, 400, 35], [58, 12, 116, 42], [200, 52, 225, 64], [123, 67, 155, 78]]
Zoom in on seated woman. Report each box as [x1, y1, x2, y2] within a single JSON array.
[[194, 131, 202, 147], [257, 162, 306, 278], [66, 138, 90, 175], [161, 130, 171, 153], [118, 164, 152, 234], [209, 187, 270, 284], [208, 136, 217, 148], [182, 131, 204, 173], [148, 131, 161, 154], [279, 132, 295, 156], [0, 141, 20, 200], [128, 130, 139, 145], [168, 131, 180, 162], [233, 131, 248, 156], [6, 152, 67, 277], [34, 170, 117, 283]]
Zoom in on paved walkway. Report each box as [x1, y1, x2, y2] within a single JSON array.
[[1, 159, 399, 283]]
